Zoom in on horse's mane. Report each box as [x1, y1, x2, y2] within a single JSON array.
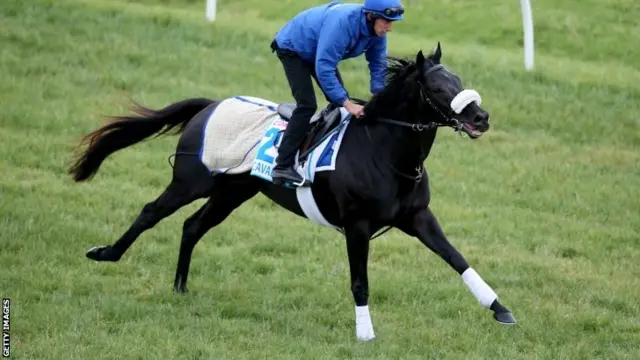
[[361, 55, 428, 120]]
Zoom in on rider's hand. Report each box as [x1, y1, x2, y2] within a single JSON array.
[[343, 99, 365, 118]]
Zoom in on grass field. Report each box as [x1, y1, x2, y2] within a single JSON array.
[[1, 0, 639, 358]]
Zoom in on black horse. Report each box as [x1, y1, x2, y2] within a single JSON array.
[[68, 43, 516, 341]]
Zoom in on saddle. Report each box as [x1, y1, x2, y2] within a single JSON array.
[[276, 103, 343, 162]]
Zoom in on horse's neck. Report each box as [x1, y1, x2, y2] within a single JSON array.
[[393, 127, 438, 170], [418, 127, 438, 160], [362, 95, 438, 173], [365, 119, 438, 173]]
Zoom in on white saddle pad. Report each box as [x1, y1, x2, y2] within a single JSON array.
[[199, 96, 279, 174]]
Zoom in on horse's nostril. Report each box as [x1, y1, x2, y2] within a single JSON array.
[[474, 113, 487, 124]]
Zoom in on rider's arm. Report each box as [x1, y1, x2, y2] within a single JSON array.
[[315, 15, 351, 106], [365, 36, 387, 95]]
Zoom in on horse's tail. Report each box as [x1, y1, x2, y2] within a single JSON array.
[[68, 97, 216, 182]]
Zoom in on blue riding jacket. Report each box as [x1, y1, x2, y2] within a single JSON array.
[[274, 1, 388, 105]]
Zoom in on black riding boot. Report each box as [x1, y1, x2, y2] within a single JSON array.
[[271, 106, 315, 187]]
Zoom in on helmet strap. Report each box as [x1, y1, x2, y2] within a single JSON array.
[[365, 12, 379, 36]]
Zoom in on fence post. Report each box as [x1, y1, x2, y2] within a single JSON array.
[[206, 0, 216, 22], [520, 0, 534, 70]]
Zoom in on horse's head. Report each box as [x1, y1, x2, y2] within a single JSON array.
[[415, 42, 490, 138]]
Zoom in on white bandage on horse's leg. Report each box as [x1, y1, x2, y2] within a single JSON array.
[[461, 268, 498, 309], [355, 305, 376, 341], [450, 89, 482, 114]]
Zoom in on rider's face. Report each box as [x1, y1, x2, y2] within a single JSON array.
[[373, 18, 393, 36]]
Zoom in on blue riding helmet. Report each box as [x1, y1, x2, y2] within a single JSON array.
[[363, 0, 405, 21]]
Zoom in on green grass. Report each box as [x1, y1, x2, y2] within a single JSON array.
[[1, 0, 639, 358]]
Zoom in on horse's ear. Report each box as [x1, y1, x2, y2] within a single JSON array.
[[430, 42, 442, 63], [416, 50, 425, 70]]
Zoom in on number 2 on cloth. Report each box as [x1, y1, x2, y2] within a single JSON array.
[[256, 127, 283, 164]]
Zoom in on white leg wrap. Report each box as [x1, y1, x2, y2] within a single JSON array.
[[355, 305, 376, 341], [461, 268, 498, 309]]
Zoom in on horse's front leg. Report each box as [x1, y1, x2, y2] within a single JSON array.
[[344, 220, 376, 341], [397, 207, 516, 325]]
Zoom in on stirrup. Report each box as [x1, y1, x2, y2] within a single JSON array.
[[276, 168, 310, 188], [281, 172, 310, 188], [292, 171, 310, 187]]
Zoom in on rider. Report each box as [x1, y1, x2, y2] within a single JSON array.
[[269, 0, 405, 187]]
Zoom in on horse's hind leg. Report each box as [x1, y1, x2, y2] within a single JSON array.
[[173, 173, 259, 293], [86, 154, 215, 262]]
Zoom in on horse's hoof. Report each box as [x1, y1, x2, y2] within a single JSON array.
[[493, 311, 517, 325], [173, 286, 189, 295], [357, 335, 376, 341], [86, 246, 121, 262]]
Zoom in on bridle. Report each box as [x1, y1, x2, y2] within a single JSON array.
[[365, 64, 469, 181], [375, 64, 465, 134]]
